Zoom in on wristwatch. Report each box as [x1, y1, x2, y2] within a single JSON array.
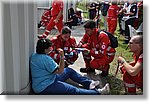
[[60, 56, 65, 60], [120, 60, 125, 64]]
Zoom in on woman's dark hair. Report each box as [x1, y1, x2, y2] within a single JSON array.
[[36, 38, 52, 54], [69, 7, 75, 14], [83, 20, 96, 29]]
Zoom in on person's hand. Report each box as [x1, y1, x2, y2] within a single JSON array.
[[118, 56, 125, 64], [77, 42, 82, 48], [83, 48, 90, 55], [119, 64, 124, 74], [56, 48, 64, 57]]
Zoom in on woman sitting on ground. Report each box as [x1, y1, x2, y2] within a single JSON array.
[[30, 38, 110, 95]]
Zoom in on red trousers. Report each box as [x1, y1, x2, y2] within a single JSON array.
[[107, 18, 117, 35], [44, 16, 63, 35], [82, 53, 113, 71], [121, 64, 143, 94], [123, 71, 143, 94]]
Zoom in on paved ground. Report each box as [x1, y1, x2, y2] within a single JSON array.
[[38, 24, 109, 89]]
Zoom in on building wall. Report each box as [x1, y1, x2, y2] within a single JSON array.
[[0, 2, 37, 94], [0, 0, 76, 95], [0, 1, 4, 94]]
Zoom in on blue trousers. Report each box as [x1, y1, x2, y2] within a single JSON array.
[[40, 68, 99, 95]]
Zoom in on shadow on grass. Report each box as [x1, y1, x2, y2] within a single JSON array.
[[105, 74, 125, 95], [83, 71, 125, 95]]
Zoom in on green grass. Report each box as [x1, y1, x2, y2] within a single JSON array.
[[76, 1, 89, 18], [108, 28, 133, 94], [77, 4, 143, 95]]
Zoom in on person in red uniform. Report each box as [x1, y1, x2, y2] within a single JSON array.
[[38, 0, 64, 39], [118, 35, 143, 94], [40, 7, 52, 28], [107, 0, 119, 35], [78, 20, 116, 77], [49, 26, 78, 67]]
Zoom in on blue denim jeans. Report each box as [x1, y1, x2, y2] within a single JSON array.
[[40, 67, 99, 95]]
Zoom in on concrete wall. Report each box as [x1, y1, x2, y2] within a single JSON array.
[[1, 2, 37, 94], [0, 0, 76, 95], [0, 1, 4, 94]]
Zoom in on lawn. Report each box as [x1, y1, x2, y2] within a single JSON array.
[[77, 3, 143, 94]]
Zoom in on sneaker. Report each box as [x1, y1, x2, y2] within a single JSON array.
[[80, 68, 95, 73], [98, 83, 110, 95], [89, 80, 100, 89], [39, 26, 45, 29]]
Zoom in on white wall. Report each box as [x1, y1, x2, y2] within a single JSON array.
[[1, 2, 36, 94]]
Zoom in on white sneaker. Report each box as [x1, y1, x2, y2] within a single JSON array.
[[39, 26, 45, 29], [98, 83, 110, 95], [89, 80, 100, 89]]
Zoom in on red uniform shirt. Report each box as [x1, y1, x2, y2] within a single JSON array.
[[49, 34, 78, 64], [51, 34, 77, 52], [134, 53, 143, 63], [80, 28, 111, 59], [107, 5, 119, 18], [51, 0, 63, 16], [122, 53, 143, 88], [134, 53, 143, 86]]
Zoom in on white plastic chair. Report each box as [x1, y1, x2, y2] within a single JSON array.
[[128, 22, 143, 37]]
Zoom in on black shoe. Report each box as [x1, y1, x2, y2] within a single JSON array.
[[101, 65, 110, 77], [101, 70, 108, 77], [80, 68, 95, 73]]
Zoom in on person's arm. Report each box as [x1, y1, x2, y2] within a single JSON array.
[[53, 48, 65, 74], [77, 34, 89, 48], [118, 56, 143, 76]]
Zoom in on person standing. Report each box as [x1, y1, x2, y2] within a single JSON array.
[[118, 35, 143, 94], [38, 0, 64, 39], [100, 1, 110, 31], [88, 2, 97, 20], [107, 1, 119, 35], [123, 0, 138, 44]]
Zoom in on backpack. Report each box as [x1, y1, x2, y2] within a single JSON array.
[[98, 30, 118, 48]]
